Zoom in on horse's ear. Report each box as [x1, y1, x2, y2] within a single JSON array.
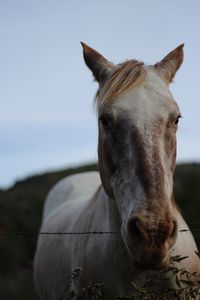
[[154, 44, 184, 83], [81, 42, 114, 83]]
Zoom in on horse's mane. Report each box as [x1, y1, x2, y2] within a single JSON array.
[[96, 60, 147, 110]]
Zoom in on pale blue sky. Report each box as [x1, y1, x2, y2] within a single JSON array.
[[0, 0, 200, 188]]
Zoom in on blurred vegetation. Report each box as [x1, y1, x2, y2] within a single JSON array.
[[0, 162, 199, 300]]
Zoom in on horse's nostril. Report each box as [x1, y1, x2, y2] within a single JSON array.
[[127, 215, 146, 239], [169, 219, 178, 239]]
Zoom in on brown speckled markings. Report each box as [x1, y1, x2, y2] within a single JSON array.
[[34, 43, 200, 300]]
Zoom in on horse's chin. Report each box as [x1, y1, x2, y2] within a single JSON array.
[[125, 240, 170, 271], [132, 255, 170, 271]]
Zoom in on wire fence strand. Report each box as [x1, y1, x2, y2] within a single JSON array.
[[0, 231, 119, 237], [1, 228, 200, 237]]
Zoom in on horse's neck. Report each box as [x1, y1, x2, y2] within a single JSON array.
[[172, 208, 200, 273], [93, 185, 121, 232]]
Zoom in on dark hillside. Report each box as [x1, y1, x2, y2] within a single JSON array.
[[0, 164, 98, 300], [174, 163, 200, 247], [0, 163, 199, 300]]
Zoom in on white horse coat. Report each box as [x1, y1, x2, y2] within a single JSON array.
[[34, 172, 199, 299], [34, 43, 200, 299]]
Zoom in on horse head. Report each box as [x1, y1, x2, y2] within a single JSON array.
[[82, 42, 184, 270]]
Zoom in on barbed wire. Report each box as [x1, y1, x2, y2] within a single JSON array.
[[0, 231, 119, 237], [1, 228, 200, 237], [179, 228, 200, 232]]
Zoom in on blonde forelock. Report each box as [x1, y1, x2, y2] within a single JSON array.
[[96, 60, 147, 111]]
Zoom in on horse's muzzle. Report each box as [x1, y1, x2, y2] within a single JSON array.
[[124, 213, 177, 270]]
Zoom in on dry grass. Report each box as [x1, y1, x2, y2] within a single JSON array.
[[64, 255, 200, 300]]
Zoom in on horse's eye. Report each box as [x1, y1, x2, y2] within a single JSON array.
[[175, 115, 181, 125], [99, 114, 112, 129]]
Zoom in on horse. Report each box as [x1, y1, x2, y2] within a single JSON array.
[[34, 43, 200, 299]]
